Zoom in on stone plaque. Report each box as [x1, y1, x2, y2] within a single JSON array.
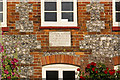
[[49, 31, 71, 47]]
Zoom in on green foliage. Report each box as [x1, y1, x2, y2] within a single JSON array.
[[2, 54, 20, 79], [1, 46, 20, 79], [77, 62, 120, 80]]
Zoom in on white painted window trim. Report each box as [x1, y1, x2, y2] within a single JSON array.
[[113, 0, 120, 26], [114, 65, 120, 70], [42, 64, 79, 79], [41, 0, 77, 26], [0, 0, 7, 27]]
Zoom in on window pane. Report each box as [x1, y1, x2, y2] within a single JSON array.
[[62, 2, 73, 11], [116, 13, 120, 22], [0, 13, 3, 22], [116, 2, 120, 11], [45, 12, 57, 21], [62, 12, 73, 21], [45, 2, 57, 11], [0, 2, 3, 11], [46, 71, 58, 80], [63, 71, 75, 80]]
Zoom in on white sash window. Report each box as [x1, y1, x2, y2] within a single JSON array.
[[42, 64, 79, 79], [113, 0, 120, 26], [41, 0, 77, 26], [0, 0, 7, 27]]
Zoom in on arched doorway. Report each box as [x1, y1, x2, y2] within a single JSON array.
[[42, 64, 79, 80]]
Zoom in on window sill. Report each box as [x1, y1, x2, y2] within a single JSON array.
[[39, 26, 80, 29], [112, 27, 120, 31], [0, 24, 7, 27], [2, 27, 9, 32]]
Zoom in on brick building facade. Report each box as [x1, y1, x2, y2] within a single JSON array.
[[0, 0, 120, 79]]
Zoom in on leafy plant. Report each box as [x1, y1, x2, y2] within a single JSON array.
[[1, 43, 20, 80], [77, 62, 120, 80], [1, 54, 20, 79]]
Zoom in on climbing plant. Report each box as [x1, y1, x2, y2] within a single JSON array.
[[77, 62, 120, 80], [1, 43, 20, 79]]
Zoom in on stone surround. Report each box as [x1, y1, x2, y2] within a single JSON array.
[[15, 2, 33, 32], [86, 2, 105, 32], [80, 34, 120, 63], [2, 35, 41, 63], [20, 66, 33, 78]]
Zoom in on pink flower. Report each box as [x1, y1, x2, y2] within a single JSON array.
[[12, 72, 15, 75], [13, 58, 18, 63], [15, 74, 20, 77], [7, 76, 11, 79], [12, 64, 16, 69], [15, 74, 18, 76], [11, 61, 15, 65], [4, 70, 9, 74], [15, 45, 17, 48], [3, 65, 5, 68], [2, 32, 3, 35], [0, 43, 4, 52]]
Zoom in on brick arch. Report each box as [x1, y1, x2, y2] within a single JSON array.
[[30, 52, 89, 79], [41, 54, 82, 66]]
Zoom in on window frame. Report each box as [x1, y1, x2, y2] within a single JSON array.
[[41, 0, 77, 27], [114, 65, 120, 70], [113, 0, 120, 26], [0, 0, 7, 27], [42, 64, 79, 79]]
